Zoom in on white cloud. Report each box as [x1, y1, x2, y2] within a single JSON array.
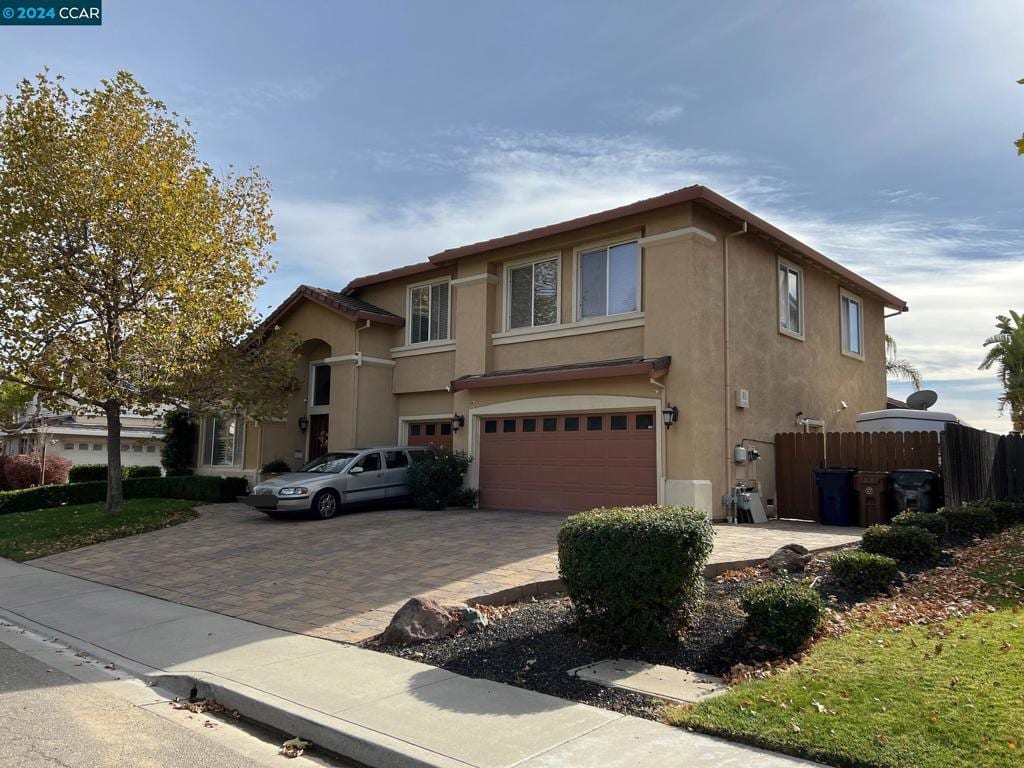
[[643, 105, 685, 124], [267, 130, 1023, 433]]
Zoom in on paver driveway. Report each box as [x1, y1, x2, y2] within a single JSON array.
[[33, 504, 862, 643]]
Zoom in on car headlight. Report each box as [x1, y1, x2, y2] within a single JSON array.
[[278, 487, 309, 496]]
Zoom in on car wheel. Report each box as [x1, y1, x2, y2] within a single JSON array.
[[312, 489, 340, 520]]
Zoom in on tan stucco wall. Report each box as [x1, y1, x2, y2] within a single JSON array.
[[492, 327, 644, 371], [393, 350, 455, 393], [397, 390, 455, 418]]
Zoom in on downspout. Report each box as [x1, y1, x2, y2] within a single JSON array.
[[352, 320, 371, 446], [650, 376, 667, 504], [723, 221, 748, 520]]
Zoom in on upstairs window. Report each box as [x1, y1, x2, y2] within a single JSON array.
[[778, 259, 804, 338], [507, 256, 559, 329], [409, 281, 450, 344], [578, 240, 639, 320], [841, 290, 863, 357]]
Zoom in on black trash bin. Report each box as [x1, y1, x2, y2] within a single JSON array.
[[814, 468, 858, 526], [890, 469, 941, 514]]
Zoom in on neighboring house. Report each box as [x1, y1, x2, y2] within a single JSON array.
[[195, 185, 907, 518], [4, 409, 164, 469]]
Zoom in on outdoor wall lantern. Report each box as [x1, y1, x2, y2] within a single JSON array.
[[662, 404, 679, 429], [298, 415, 309, 433], [452, 413, 465, 432]]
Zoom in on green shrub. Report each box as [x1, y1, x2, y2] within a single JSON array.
[[124, 465, 161, 479], [829, 550, 899, 593], [973, 498, 1024, 530], [861, 524, 940, 563], [68, 464, 108, 483], [939, 504, 998, 537], [160, 410, 196, 475], [740, 581, 823, 654], [0, 475, 248, 516], [558, 505, 714, 645], [261, 458, 291, 474], [449, 487, 479, 508], [891, 510, 948, 539], [68, 464, 163, 483], [406, 450, 473, 510]]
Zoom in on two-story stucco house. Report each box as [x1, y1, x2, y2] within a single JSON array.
[[195, 186, 907, 519]]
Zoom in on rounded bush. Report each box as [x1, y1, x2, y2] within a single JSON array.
[[558, 505, 714, 645], [740, 581, 823, 654], [406, 450, 473, 510], [939, 504, 998, 537], [829, 550, 898, 593], [891, 510, 948, 540], [861, 524, 940, 563]]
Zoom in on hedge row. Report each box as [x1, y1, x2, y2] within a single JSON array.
[[0, 475, 249, 516], [68, 464, 163, 483]]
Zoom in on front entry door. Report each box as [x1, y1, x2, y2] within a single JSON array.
[[308, 414, 329, 461]]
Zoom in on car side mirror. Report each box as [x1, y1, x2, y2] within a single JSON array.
[[349, 466, 364, 475]]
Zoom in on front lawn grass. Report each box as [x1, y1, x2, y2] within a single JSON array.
[[0, 498, 199, 561], [667, 528, 1024, 768]]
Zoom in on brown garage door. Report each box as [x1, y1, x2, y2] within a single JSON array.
[[407, 421, 453, 451], [478, 412, 657, 513]]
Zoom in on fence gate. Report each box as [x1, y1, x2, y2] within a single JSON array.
[[774, 431, 941, 522]]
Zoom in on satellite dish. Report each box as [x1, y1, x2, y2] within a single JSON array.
[[906, 389, 938, 411]]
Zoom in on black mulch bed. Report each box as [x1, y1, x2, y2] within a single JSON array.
[[371, 550, 877, 720]]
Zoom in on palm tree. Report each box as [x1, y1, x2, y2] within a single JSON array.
[[980, 311, 1024, 433], [885, 334, 923, 390]]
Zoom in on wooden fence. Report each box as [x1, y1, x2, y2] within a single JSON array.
[[775, 431, 941, 522], [943, 423, 1024, 506]]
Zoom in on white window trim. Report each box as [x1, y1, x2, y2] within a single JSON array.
[[308, 360, 331, 414], [572, 234, 643, 322], [777, 256, 805, 341], [840, 288, 865, 360], [390, 339, 457, 358], [406, 278, 452, 346], [503, 252, 561, 332]]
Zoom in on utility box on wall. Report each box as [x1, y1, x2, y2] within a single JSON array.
[[735, 388, 749, 409]]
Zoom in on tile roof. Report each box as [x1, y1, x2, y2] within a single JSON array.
[[450, 356, 671, 391]]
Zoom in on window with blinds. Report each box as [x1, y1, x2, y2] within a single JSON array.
[[203, 415, 242, 466], [508, 256, 559, 329], [409, 281, 450, 344]]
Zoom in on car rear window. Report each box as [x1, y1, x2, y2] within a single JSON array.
[[385, 450, 409, 468]]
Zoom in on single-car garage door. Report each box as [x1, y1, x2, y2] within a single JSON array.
[[478, 412, 657, 513]]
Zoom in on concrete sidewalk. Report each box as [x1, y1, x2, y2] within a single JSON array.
[[0, 557, 820, 768]]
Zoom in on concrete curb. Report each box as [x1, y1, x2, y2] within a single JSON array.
[[151, 672, 462, 768]]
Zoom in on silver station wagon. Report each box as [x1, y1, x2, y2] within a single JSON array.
[[240, 446, 433, 519]]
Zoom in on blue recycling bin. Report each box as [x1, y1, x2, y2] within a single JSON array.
[[814, 468, 858, 526]]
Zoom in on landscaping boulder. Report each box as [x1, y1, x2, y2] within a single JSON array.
[[765, 543, 812, 573], [380, 597, 458, 645], [445, 603, 489, 632]]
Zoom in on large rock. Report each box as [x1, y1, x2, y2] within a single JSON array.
[[379, 597, 458, 645], [765, 543, 812, 573]]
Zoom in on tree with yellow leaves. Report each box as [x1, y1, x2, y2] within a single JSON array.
[[0, 71, 298, 513]]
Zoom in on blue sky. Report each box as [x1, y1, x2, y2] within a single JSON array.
[[2, 1, 1022, 430]]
